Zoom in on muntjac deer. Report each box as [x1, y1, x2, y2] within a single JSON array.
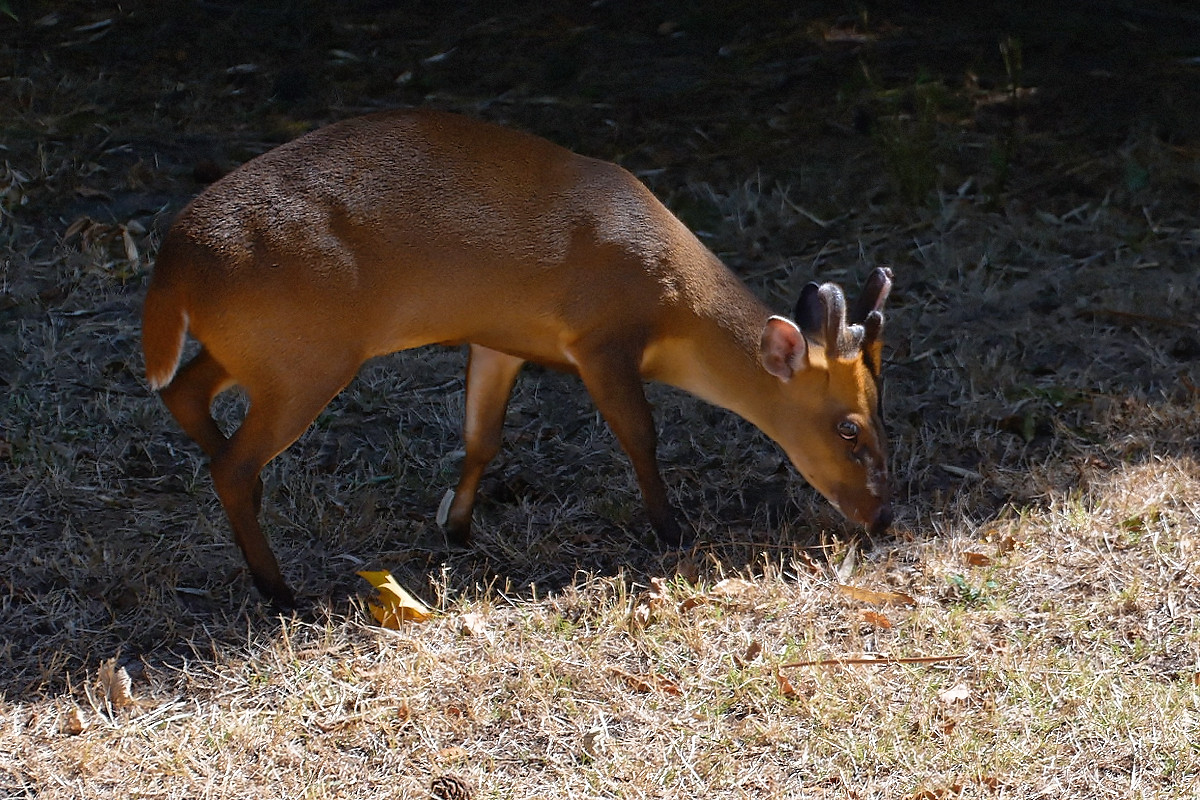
[[143, 109, 893, 606]]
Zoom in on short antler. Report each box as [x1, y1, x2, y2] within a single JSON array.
[[793, 268, 892, 366], [854, 267, 893, 375], [794, 281, 864, 359], [853, 267, 894, 324]]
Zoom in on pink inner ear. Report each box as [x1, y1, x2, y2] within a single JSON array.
[[760, 316, 807, 380]]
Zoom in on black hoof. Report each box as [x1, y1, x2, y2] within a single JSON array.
[[442, 523, 472, 552], [254, 578, 298, 610], [652, 514, 692, 549]]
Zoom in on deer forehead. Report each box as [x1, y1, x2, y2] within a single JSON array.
[[824, 354, 880, 415]]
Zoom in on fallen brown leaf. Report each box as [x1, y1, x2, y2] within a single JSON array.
[[963, 551, 992, 567], [837, 584, 916, 607], [709, 577, 754, 599], [938, 682, 973, 705], [64, 215, 94, 240], [74, 185, 111, 200], [611, 667, 681, 696], [98, 657, 138, 712], [61, 705, 89, 735], [735, 640, 763, 668], [633, 576, 670, 627], [775, 669, 799, 699], [860, 610, 893, 629], [458, 612, 487, 638], [437, 746, 469, 763], [672, 556, 700, 585], [679, 576, 755, 611], [912, 784, 964, 800]]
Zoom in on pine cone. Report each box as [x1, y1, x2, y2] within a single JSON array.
[[430, 775, 472, 800]]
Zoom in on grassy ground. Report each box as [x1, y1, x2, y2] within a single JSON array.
[[2, 2, 1199, 797]]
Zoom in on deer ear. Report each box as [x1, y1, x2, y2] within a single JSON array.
[[760, 315, 808, 381]]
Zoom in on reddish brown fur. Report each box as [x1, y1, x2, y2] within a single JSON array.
[[143, 109, 891, 605]]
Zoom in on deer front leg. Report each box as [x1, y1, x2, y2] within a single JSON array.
[[569, 339, 684, 547]]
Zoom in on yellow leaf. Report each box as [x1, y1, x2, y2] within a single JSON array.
[[358, 570, 432, 627]]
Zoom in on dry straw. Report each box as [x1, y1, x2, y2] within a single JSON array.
[[2, 4, 1199, 799]]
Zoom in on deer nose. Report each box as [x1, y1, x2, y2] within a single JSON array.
[[869, 504, 893, 535]]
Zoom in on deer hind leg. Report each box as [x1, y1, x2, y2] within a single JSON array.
[[207, 360, 358, 606], [160, 346, 272, 516], [444, 344, 525, 546], [569, 338, 684, 547], [159, 347, 235, 458]]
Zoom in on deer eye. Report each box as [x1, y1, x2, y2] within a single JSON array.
[[837, 421, 859, 441]]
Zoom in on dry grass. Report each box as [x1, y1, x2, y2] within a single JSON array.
[[2, 3, 1200, 798]]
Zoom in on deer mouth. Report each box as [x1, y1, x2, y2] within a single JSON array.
[[868, 503, 893, 534], [831, 491, 892, 534]]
